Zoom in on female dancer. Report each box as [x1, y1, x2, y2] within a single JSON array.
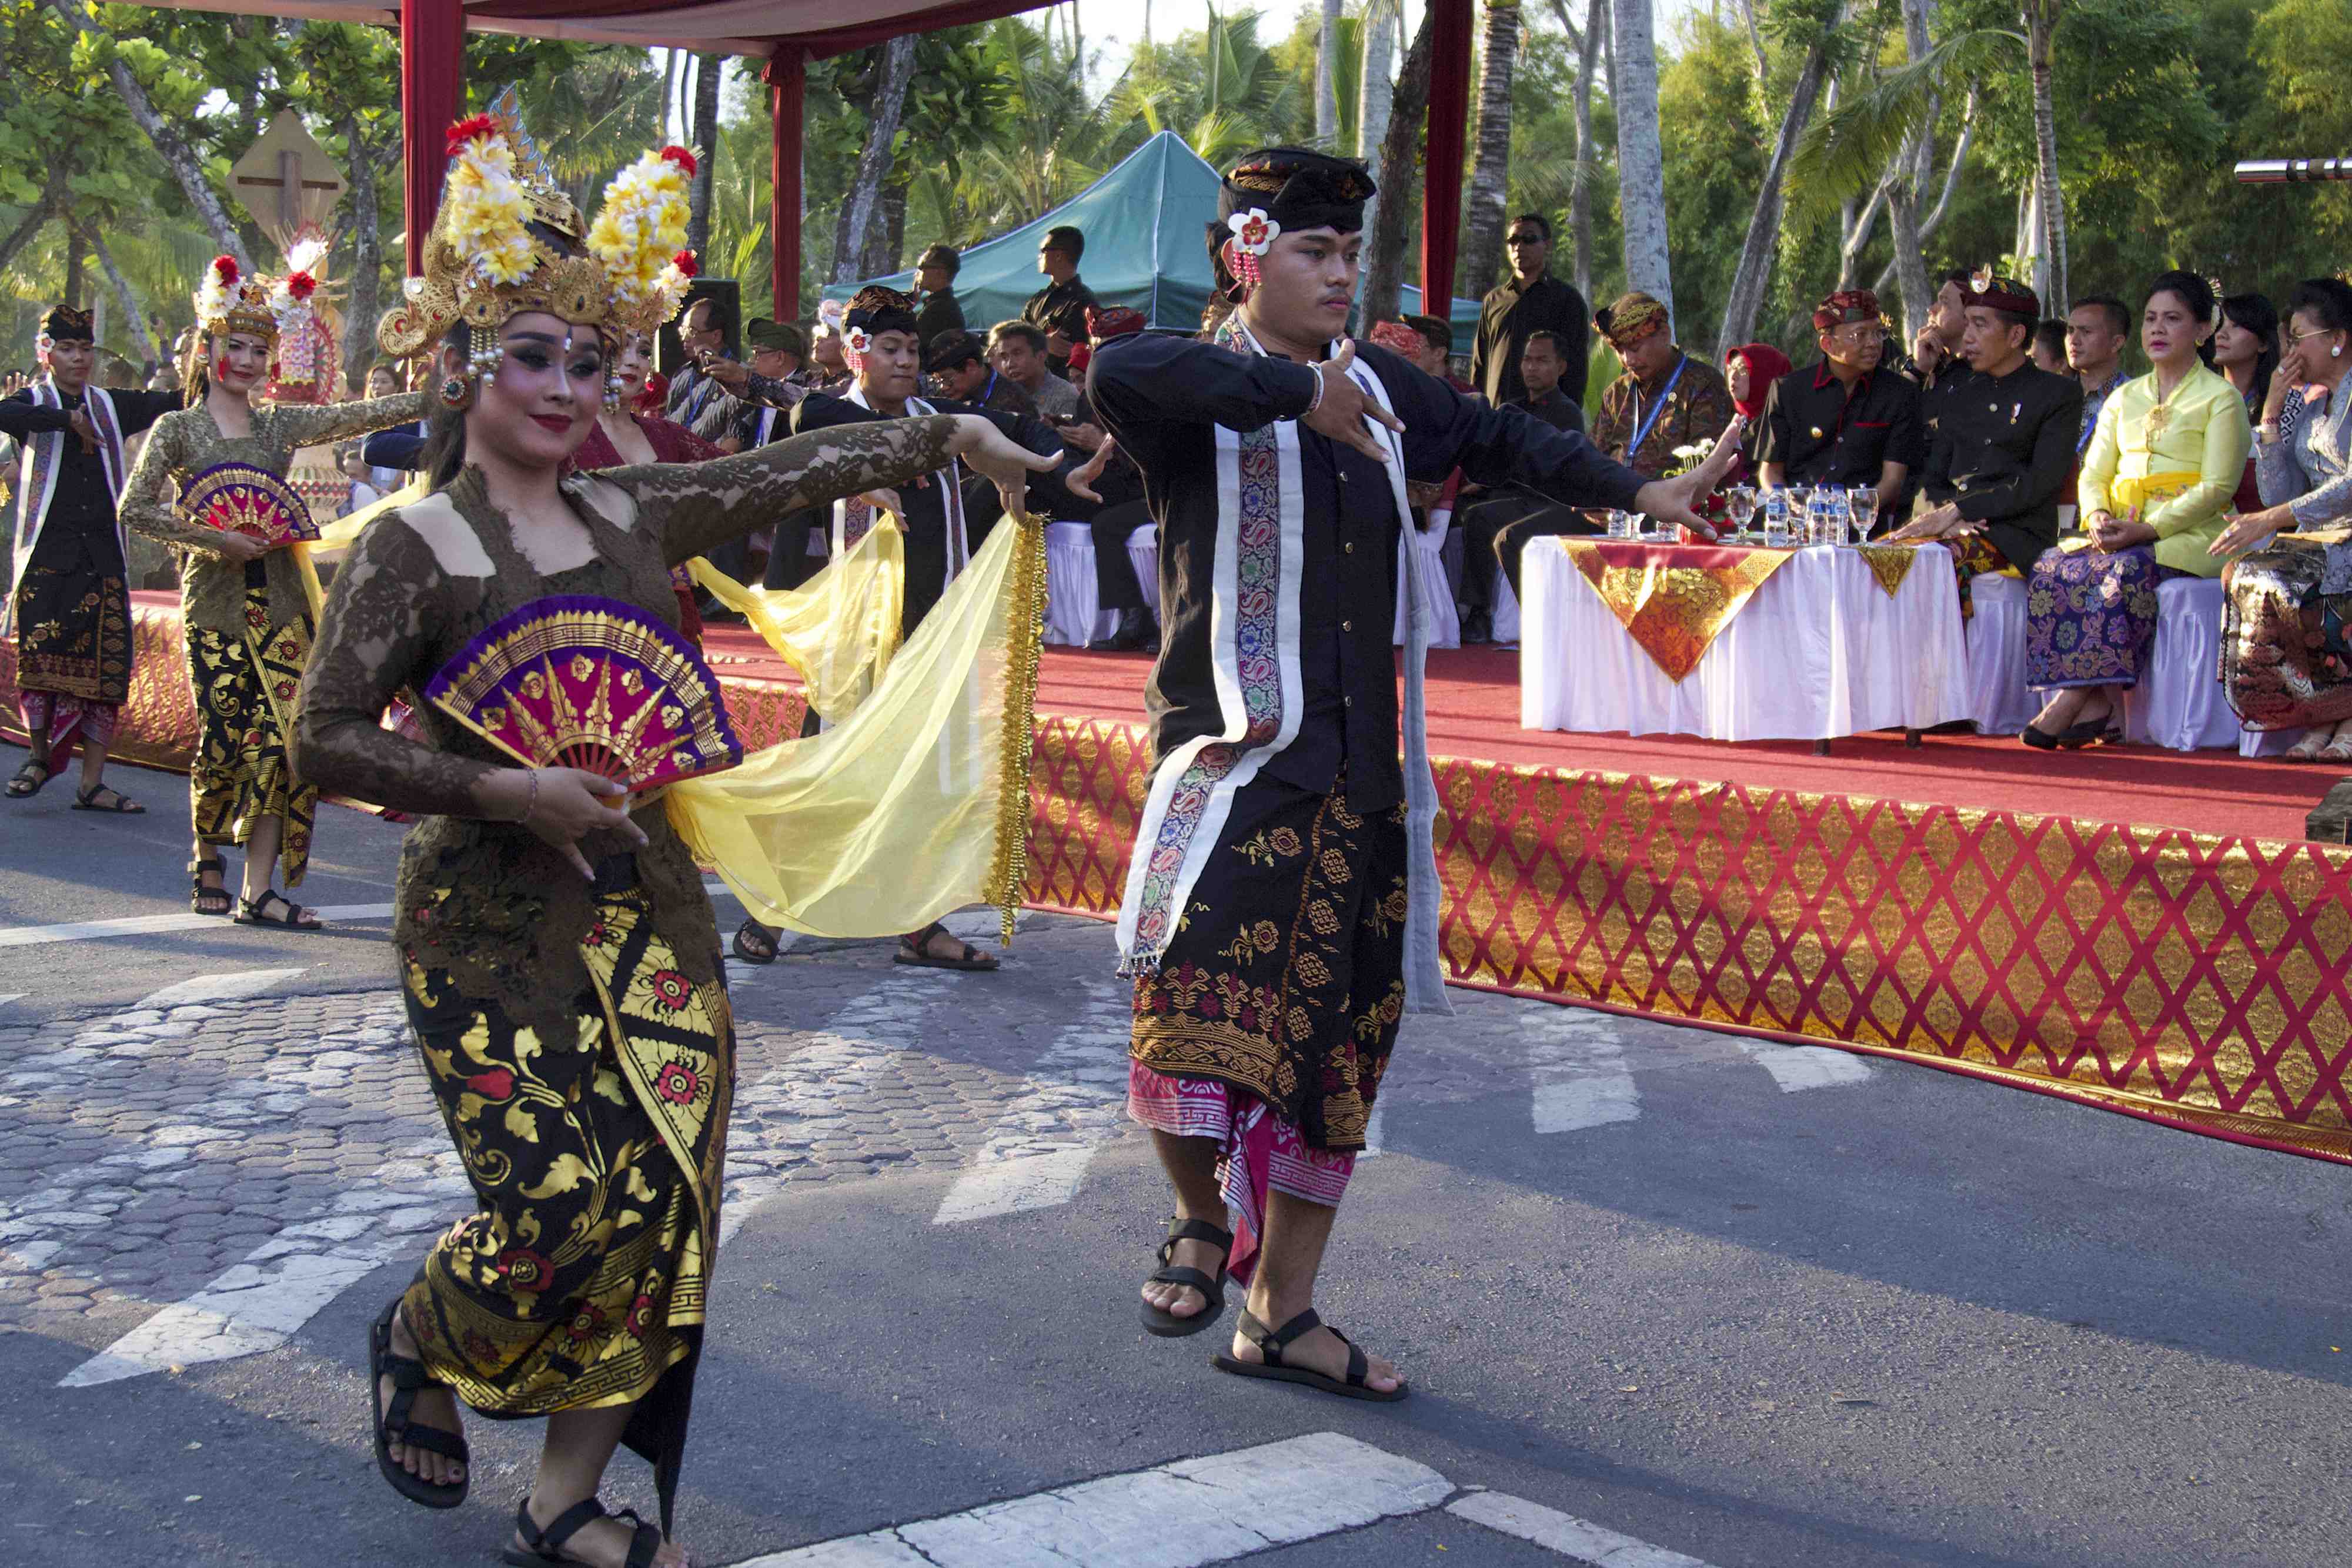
[[2019, 271, 2250, 747], [121, 256, 426, 925], [292, 114, 1055, 1568]]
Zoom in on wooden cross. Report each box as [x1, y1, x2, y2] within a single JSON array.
[[230, 113, 347, 234]]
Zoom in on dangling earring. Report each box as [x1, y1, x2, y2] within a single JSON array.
[[604, 371, 624, 412], [438, 373, 473, 409]]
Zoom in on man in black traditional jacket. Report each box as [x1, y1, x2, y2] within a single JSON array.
[[1088, 147, 1736, 1402], [2, 305, 180, 810]]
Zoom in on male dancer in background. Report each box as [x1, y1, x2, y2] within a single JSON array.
[[1088, 146, 1736, 1400], [1, 305, 180, 810]]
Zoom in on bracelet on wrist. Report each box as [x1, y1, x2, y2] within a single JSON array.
[[516, 767, 540, 826], [1304, 366, 1327, 417]]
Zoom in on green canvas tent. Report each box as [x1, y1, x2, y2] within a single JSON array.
[[821, 131, 1486, 349]]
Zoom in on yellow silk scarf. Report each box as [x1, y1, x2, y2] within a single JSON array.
[[2060, 469, 2203, 551], [687, 524, 905, 724], [666, 515, 1045, 944]]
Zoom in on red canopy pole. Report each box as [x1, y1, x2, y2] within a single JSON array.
[[1419, 0, 1475, 316], [766, 49, 806, 321], [400, 0, 465, 278]]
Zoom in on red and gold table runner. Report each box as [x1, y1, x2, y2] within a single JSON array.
[[1559, 539, 1792, 683]]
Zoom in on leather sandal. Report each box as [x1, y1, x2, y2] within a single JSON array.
[[1141, 1215, 1232, 1338], [1211, 1306, 1408, 1402], [189, 855, 232, 917], [235, 889, 322, 930], [894, 920, 997, 971], [368, 1296, 469, 1509], [503, 1496, 667, 1567], [731, 917, 779, 965], [6, 758, 52, 798], [72, 782, 145, 814]]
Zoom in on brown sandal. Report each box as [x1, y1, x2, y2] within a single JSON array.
[[894, 920, 997, 971]]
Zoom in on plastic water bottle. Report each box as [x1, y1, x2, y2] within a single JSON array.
[[1763, 487, 1791, 547]]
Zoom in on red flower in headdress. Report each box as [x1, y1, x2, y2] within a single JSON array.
[[445, 113, 497, 155], [211, 255, 239, 286], [286, 273, 317, 301], [671, 250, 699, 279], [659, 145, 697, 177]]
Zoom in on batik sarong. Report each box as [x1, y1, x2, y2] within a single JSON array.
[[12, 550, 130, 759], [2221, 532, 2352, 731], [187, 574, 317, 883], [1947, 534, 2015, 622], [399, 884, 730, 1532], [1127, 777, 1408, 1274], [2024, 543, 2187, 689]]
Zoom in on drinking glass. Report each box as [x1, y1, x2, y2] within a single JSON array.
[[1606, 509, 1635, 540], [1848, 485, 1879, 541], [1728, 486, 1758, 538]]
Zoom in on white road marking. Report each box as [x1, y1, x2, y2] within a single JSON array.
[[60, 1154, 470, 1387], [0, 993, 22, 1008], [931, 979, 1130, 1224], [1449, 1489, 1721, 1566], [1739, 1041, 1875, 1092], [736, 1432, 1451, 1567], [135, 968, 310, 1009], [0, 904, 393, 948], [1529, 1010, 1641, 1134]]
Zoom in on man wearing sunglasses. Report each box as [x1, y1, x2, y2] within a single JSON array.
[[1469, 215, 1589, 412]]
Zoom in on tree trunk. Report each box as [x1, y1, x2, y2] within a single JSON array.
[[833, 35, 917, 285], [1713, 10, 1839, 359], [63, 241, 86, 315], [341, 121, 387, 393], [83, 226, 160, 367], [1459, 0, 1521, 299], [0, 189, 56, 282], [1869, 88, 1975, 295], [1363, 6, 1438, 329], [46, 0, 251, 270], [1568, 0, 1602, 302], [687, 53, 723, 260], [1883, 0, 1936, 339], [1355, 0, 1397, 245], [659, 49, 679, 142], [1611, 0, 1672, 316], [2026, 2, 2067, 311], [1316, 0, 1344, 148], [869, 175, 907, 279]]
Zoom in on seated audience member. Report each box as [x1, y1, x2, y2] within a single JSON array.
[[990, 319, 1081, 423], [2064, 293, 2134, 456], [2213, 277, 2352, 758], [1409, 314, 1475, 393], [1459, 328, 1614, 639], [808, 300, 852, 389], [2032, 319, 2071, 375], [1905, 267, 1976, 387], [1067, 307, 1155, 650], [1888, 269, 2084, 621], [1755, 287, 1920, 524], [2212, 292, 2284, 513], [928, 329, 1038, 420], [2006, 271, 2248, 748], [1722, 342, 1792, 488], [1587, 292, 1736, 480], [914, 244, 965, 344]]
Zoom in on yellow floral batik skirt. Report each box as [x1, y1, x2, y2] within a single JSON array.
[[186, 580, 318, 884], [397, 889, 733, 1524]]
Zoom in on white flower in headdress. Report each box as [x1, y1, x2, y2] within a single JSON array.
[[843, 326, 872, 356], [1226, 208, 1280, 256], [816, 297, 847, 335]]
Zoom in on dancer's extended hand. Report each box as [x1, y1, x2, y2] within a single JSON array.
[[1630, 416, 1744, 541], [1307, 342, 1406, 462], [947, 413, 1064, 520], [1066, 434, 1117, 504]]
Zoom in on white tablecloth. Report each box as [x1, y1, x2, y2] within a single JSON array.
[[1520, 539, 1972, 740]]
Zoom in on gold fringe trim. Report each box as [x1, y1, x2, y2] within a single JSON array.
[[983, 512, 1050, 947]]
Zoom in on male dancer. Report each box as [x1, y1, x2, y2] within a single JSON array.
[[1, 305, 179, 809], [1088, 148, 1735, 1399]]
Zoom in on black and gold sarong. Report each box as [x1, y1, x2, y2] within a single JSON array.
[[187, 571, 318, 882], [399, 884, 731, 1529]]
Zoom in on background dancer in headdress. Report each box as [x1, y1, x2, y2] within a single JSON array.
[[2, 304, 180, 811], [121, 254, 425, 928], [1090, 146, 1737, 1401], [293, 111, 1056, 1568]]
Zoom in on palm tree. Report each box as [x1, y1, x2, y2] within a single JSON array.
[[2020, 0, 2066, 309], [1612, 0, 1673, 313], [1713, 0, 1845, 357], [1460, 0, 1524, 297]]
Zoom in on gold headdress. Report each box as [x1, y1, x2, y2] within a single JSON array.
[[185, 250, 319, 398], [378, 86, 697, 406]]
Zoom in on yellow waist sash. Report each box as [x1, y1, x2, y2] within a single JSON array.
[[2063, 469, 2203, 551]]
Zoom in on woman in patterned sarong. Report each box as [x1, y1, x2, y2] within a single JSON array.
[[122, 256, 425, 924], [292, 109, 1057, 1568], [2213, 278, 2352, 758]]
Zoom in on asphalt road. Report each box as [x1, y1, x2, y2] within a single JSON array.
[[4, 744, 2348, 1567]]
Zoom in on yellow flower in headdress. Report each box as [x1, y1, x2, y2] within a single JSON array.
[[442, 119, 537, 287], [589, 146, 697, 333]]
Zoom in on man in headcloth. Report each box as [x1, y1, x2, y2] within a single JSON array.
[[1889, 270, 2082, 606], [1, 305, 181, 810], [1586, 292, 1738, 483], [1754, 287, 1923, 526], [1087, 148, 1738, 1399]]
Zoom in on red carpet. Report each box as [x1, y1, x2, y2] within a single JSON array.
[[704, 627, 2338, 846]]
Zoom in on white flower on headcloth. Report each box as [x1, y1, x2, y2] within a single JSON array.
[[1225, 208, 1280, 256], [817, 297, 847, 331], [843, 326, 872, 356]]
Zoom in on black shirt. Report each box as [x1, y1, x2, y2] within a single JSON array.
[[1920, 359, 2084, 573], [1753, 360, 1923, 488], [1090, 333, 1645, 813], [1511, 385, 1585, 436], [916, 289, 965, 350], [1471, 272, 1591, 409], [0, 386, 179, 571], [1021, 275, 1100, 374]]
